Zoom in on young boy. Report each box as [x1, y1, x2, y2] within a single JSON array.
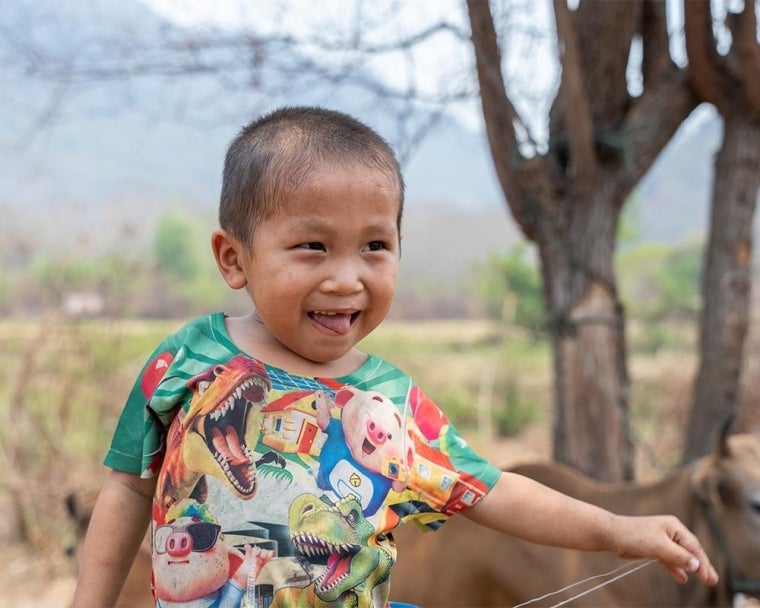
[[74, 106, 718, 608]]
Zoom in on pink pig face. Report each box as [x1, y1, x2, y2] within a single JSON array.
[[152, 517, 229, 602], [338, 388, 406, 474]]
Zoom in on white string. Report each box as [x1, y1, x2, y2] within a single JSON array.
[[511, 559, 657, 608]]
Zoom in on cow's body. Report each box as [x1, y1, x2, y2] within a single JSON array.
[[389, 433, 760, 608]]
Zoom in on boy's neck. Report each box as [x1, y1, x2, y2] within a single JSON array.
[[223, 313, 367, 378]]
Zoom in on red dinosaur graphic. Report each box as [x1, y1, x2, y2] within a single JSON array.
[[158, 355, 284, 508]]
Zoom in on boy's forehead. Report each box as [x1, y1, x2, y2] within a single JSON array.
[[303, 157, 397, 182], [278, 161, 402, 207]]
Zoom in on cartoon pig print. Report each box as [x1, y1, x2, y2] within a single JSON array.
[[315, 388, 412, 515], [153, 499, 273, 607]]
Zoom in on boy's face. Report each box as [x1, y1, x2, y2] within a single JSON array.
[[237, 163, 401, 367]]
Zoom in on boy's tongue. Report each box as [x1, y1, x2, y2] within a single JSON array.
[[311, 312, 353, 335]]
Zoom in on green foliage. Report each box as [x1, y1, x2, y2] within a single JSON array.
[[2, 210, 228, 318], [31, 257, 99, 303], [617, 192, 642, 249], [493, 377, 539, 437], [30, 253, 146, 313], [259, 464, 293, 483], [617, 240, 702, 354], [147, 212, 232, 315], [154, 213, 201, 281], [474, 245, 545, 334], [437, 385, 480, 430], [651, 243, 702, 317], [617, 239, 702, 322]]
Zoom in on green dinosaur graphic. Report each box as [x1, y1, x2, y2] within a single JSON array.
[[277, 493, 393, 607]]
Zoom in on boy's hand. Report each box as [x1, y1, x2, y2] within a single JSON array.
[[610, 515, 719, 586]]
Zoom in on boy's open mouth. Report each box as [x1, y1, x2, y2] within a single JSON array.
[[309, 311, 360, 335]]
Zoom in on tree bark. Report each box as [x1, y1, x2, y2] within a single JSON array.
[[544, 178, 634, 481], [686, 115, 760, 460], [684, 1, 760, 459]]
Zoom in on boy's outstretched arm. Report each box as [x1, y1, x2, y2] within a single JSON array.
[[72, 469, 156, 608], [463, 471, 719, 587]]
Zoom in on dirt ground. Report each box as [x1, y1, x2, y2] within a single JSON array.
[[2, 542, 78, 608]]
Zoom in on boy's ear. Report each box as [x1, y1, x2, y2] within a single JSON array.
[[211, 229, 248, 290]]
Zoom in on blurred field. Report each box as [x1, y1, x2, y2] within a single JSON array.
[[1, 314, 757, 606]]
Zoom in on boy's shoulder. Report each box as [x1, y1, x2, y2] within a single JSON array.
[[177, 311, 226, 336], [140, 313, 236, 379], [351, 352, 410, 382], [157, 312, 229, 351]]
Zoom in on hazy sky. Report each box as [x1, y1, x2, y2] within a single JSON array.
[[139, 0, 473, 88], [137, 0, 557, 135]]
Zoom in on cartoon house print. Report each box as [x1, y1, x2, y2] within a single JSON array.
[[404, 429, 489, 513], [260, 391, 327, 457]]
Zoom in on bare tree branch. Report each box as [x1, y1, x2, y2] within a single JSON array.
[[573, 1, 639, 125], [731, 2, 760, 112], [467, 0, 544, 239], [1, 2, 481, 159], [553, 0, 596, 195], [17, 80, 71, 149], [684, 0, 726, 106], [311, 21, 471, 54], [640, 0, 673, 85], [621, 69, 697, 189]]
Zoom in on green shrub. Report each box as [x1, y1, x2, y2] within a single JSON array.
[[493, 377, 539, 437], [474, 245, 545, 336]]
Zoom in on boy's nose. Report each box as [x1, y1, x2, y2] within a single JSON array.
[[321, 259, 363, 294]]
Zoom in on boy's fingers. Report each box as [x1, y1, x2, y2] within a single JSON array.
[[674, 555, 718, 586], [668, 525, 719, 585], [697, 560, 719, 585], [665, 564, 689, 584]]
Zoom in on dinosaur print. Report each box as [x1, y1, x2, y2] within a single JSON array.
[[158, 355, 285, 508], [277, 492, 393, 607]]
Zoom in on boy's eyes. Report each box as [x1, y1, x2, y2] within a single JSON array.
[[301, 242, 326, 251], [364, 241, 387, 252], [297, 241, 388, 252]]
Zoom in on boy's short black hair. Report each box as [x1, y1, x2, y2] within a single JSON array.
[[219, 106, 405, 246]]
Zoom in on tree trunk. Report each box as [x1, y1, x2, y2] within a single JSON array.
[[683, 1, 760, 459], [685, 114, 760, 460], [541, 180, 634, 481]]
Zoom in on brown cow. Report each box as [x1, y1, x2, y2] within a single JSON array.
[[66, 489, 154, 608], [389, 431, 760, 607]]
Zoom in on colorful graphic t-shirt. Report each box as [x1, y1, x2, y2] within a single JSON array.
[[106, 313, 502, 608]]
